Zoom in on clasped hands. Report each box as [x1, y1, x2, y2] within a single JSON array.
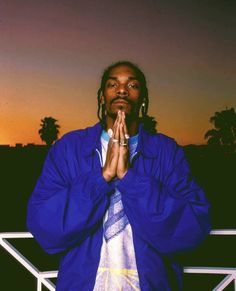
[[102, 110, 130, 182]]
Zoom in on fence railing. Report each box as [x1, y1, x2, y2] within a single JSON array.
[[0, 230, 235, 291]]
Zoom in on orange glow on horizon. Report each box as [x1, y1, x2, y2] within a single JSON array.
[[0, 113, 209, 147], [0, 1, 235, 148]]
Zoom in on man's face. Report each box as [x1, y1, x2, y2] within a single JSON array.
[[102, 65, 143, 119]]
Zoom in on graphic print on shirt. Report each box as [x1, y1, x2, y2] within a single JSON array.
[[95, 267, 140, 291], [93, 131, 140, 291], [104, 189, 129, 242]]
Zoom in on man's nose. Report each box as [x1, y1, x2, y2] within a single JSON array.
[[116, 85, 128, 96]]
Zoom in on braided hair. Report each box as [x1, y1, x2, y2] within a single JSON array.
[[97, 61, 157, 134]]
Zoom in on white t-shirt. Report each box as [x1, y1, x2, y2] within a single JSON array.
[[93, 130, 140, 291]]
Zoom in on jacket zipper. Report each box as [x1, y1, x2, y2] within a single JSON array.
[[95, 148, 103, 167], [130, 151, 139, 166]]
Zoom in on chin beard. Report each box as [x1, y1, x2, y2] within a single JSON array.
[[106, 104, 140, 120], [107, 111, 138, 123], [125, 113, 138, 123]]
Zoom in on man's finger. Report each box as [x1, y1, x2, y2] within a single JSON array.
[[112, 113, 120, 146], [119, 122, 124, 141], [113, 111, 120, 127], [121, 111, 129, 141], [109, 111, 120, 142], [119, 121, 128, 148], [122, 112, 129, 137], [110, 116, 118, 137]]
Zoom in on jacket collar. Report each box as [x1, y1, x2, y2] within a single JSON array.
[[81, 122, 103, 156], [82, 122, 158, 158], [136, 123, 159, 158]]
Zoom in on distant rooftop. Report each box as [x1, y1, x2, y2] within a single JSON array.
[[0, 143, 47, 149]]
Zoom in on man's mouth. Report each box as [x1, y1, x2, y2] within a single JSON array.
[[112, 99, 129, 105]]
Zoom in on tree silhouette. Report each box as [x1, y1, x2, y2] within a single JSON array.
[[204, 107, 236, 149], [39, 117, 60, 146]]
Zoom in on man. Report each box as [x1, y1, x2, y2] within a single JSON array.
[[27, 61, 211, 290]]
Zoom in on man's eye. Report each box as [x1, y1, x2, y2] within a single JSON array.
[[128, 83, 139, 89], [107, 82, 117, 88]]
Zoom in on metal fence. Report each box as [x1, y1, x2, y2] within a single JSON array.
[[0, 230, 235, 291]]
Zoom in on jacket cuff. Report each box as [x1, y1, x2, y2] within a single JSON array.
[[116, 169, 137, 195], [70, 170, 114, 201], [93, 170, 115, 196]]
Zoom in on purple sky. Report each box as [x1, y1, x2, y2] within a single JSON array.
[[0, 0, 235, 145]]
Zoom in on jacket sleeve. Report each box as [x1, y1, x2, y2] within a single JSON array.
[[27, 138, 112, 254], [117, 142, 211, 255]]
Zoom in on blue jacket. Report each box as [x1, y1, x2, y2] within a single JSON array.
[[27, 122, 211, 291]]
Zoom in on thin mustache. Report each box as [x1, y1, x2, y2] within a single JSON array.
[[111, 97, 132, 104]]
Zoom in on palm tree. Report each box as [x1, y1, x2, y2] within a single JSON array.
[[39, 117, 60, 146], [204, 107, 236, 149]]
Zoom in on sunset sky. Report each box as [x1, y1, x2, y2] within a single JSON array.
[[0, 0, 235, 146]]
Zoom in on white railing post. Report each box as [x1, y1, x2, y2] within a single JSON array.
[[0, 230, 235, 290], [0, 232, 56, 291], [37, 278, 42, 291], [212, 274, 235, 291]]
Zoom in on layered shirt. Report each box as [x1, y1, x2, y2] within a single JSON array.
[[93, 131, 140, 290]]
